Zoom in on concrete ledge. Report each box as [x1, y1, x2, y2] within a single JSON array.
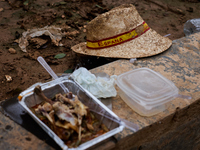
[[113, 98, 200, 150]]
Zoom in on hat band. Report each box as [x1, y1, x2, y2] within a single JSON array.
[[86, 22, 150, 49]]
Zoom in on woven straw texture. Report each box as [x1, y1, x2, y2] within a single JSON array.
[[71, 4, 172, 58]]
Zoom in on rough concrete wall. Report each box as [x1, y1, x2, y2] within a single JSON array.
[[112, 98, 200, 150]]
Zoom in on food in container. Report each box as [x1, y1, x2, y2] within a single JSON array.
[[18, 77, 124, 150], [115, 68, 179, 116], [31, 85, 109, 148]]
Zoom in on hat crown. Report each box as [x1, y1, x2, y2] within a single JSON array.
[[72, 4, 172, 59], [86, 4, 144, 41]]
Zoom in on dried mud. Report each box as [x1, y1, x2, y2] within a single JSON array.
[[0, 0, 200, 100]]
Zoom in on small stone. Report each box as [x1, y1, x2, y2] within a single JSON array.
[[83, 29, 86, 33], [78, 27, 83, 30], [5, 75, 12, 82], [0, 8, 3, 12], [186, 7, 193, 13], [61, 15, 65, 19], [65, 30, 79, 37], [8, 48, 17, 54]]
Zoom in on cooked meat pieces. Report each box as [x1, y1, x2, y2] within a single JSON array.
[[36, 105, 54, 124], [34, 85, 54, 105], [42, 102, 53, 112], [56, 93, 88, 117], [53, 102, 77, 126], [33, 85, 108, 147]]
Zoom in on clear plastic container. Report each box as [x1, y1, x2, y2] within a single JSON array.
[[115, 68, 179, 116], [18, 78, 124, 150]]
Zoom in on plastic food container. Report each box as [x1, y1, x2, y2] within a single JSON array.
[[18, 77, 124, 150], [115, 68, 179, 116]]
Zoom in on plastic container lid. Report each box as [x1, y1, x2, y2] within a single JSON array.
[[116, 68, 179, 108]]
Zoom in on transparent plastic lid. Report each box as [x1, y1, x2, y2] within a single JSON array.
[[116, 68, 179, 106]]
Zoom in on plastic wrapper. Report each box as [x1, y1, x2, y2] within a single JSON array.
[[71, 67, 117, 98], [18, 26, 65, 52]]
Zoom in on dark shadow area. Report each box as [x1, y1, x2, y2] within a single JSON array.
[[76, 54, 120, 70], [0, 96, 61, 150]]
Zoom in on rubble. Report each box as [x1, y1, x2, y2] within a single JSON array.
[[5, 75, 12, 82], [8, 48, 17, 54]]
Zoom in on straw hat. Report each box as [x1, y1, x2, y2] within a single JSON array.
[[71, 4, 172, 58]]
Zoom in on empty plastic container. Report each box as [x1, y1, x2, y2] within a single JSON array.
[[115, 68, 179, 116]]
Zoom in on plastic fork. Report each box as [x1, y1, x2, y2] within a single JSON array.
[[37, 56, 69, 93]]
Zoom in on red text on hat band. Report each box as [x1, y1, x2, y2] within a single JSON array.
[[86, 22, 150, 49]]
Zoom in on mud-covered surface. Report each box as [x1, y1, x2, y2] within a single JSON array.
[[0, 0, 200, 100]]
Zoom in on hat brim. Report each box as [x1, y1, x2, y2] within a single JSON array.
[[71, 29, 172, 58]]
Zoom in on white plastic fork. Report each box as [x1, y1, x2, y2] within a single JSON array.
[[37, 56, 69, 93]]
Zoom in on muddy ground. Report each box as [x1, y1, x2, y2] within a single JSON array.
[[0, 0, 200, 100]]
